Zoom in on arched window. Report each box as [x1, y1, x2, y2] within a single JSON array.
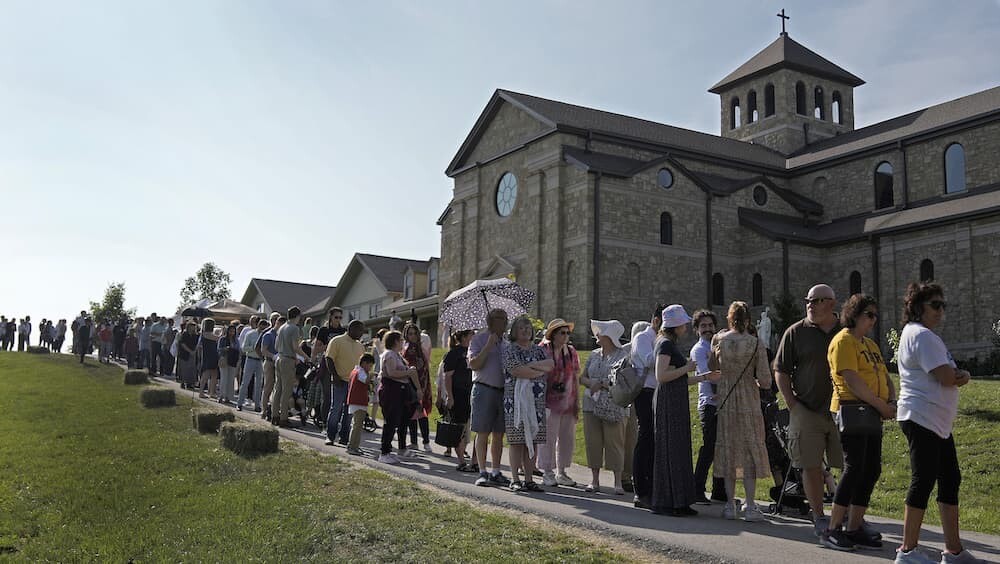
[[814, 86, 825, 120], [832, 91, 843, 124], [849, 271, 862, 295], [730, 97, 741, 129], [945, 143, 966, 194], [875, 162, 894, 209], [795, 82, 807, 115], [752, 273, 763, 306], [627, 262, 641, 295], [920, 259, 934, 282], [659, 212, 673, 245], [764, 83, 775, 117], [747, 90, 758, 123], [712, 273, 724, 306]]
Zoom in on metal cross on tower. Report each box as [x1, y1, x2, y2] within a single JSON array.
[[777, 9, 790, 35]]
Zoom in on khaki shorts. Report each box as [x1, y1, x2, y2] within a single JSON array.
[[787, 404, 844, 470]]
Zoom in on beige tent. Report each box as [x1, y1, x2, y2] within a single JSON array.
[[207, 299, 259, 324]]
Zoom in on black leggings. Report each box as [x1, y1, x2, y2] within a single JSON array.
[[380, 385, 408, 455], [900, 419, 961, 509], [834, 431, 882, 508], [409, 417, 429, 445]]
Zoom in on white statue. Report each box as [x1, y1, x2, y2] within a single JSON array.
[[757, 307, 772, 350]]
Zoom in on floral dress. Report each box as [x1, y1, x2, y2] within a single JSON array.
[[403, 341, 432, 417], [502, 342, 548, 445]]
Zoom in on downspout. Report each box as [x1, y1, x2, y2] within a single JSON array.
[[705, 192, 713, 307], [592, 172, 602, 320], [898, 140, 909, 208]]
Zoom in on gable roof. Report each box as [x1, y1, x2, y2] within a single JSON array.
[[356, 254, 433, 294], [709, 33, 864, 94], [787, 85, 1000, 168], [240, 279, 336, 316], [447, 89, 787, 176]]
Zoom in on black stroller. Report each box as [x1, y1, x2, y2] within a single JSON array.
[[762, 397, 811, 516]]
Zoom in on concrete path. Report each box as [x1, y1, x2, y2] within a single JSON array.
[[150, 373, 1000, 564]]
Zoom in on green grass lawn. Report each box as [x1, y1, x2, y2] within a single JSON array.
[[0, 353, 637, 562], [429, 347, 1000, 534]]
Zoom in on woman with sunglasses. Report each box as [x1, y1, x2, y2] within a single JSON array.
[[826, 294, 894, 550], [894, 283, 981, 564]]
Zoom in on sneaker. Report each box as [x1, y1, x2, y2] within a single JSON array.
[[694, 495, 712, 505], [813, 515, 831, 538], [542, 472, 558, 487], [844, 528, 882, 550], [840, 516, 882, 541], [346, 447, 364, 456], [940, 550, 987, 564], [820, 529, 856, 552], [894, 548, 937, 564], [475, 472, 491, 487], [489, 472, 511, 487], [555, 473, 576, 487], [743, 504, 766, 522], [422, 442, 433, 453], [397, 448, 414, 458], [377, 453, 399, 464], [722, 503, 737, 520]]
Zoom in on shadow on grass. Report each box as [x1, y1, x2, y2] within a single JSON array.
[[962, 408, 1000, 423]]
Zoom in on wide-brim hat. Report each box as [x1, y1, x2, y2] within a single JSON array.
[[590, 319, 625, 347], [661, 304, 692, 328], [545, 318, 575, 340]]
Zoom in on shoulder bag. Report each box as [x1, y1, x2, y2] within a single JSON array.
[[836, 339, 885, 436]]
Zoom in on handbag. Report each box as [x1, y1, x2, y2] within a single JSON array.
[[609, 356, 643, 408], [837, 401, 882, 435], [434, 408, 464, 448]]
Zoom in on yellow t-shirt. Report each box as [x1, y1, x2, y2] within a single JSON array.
[[325, 334, 365, 383], [827, 328, 890, 412]]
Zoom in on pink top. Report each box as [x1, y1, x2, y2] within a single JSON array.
[[542, 342, 579, 416]]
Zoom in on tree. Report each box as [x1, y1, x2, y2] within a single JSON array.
[[90, 282, 137, 322], [179, 262, 232, 309], [771, 291, 803, 343]]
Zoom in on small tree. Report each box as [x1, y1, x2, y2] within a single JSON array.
[[885, 327, 901, 364], [179, 262, 232, 309], [771, 292, 803, 341], [90, 282, 137, 322]]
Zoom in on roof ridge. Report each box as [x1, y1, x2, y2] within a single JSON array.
[[252, 278, 336, 288]]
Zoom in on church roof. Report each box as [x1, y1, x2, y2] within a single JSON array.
[[709, 33, 864, 94], [788, 85, 1000, 168], [446, 89, 787, 175]]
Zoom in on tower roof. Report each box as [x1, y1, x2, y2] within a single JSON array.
[[709, 33, 864, 94]]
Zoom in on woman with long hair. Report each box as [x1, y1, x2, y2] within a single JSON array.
[[402, 322, 433, 452]]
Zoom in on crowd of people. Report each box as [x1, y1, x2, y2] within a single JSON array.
[[2, 280, 984, 563]]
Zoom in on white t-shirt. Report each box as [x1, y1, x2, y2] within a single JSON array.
[[896, 322, 958, 439]]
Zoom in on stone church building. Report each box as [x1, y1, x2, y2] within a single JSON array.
[[438, 31, 1000, 357]]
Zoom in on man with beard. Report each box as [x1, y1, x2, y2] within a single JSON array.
[[690, 309, 727, 505]]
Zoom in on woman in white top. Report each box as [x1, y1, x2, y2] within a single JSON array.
[[894, 282, 981, 564]]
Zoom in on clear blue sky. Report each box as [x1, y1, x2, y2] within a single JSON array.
[[3, 0, 998, 324]]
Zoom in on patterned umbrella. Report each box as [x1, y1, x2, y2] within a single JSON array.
[[439, 278, 535, 331]]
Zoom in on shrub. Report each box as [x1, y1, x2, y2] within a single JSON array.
[[885, 327, 901, 365], [191, 408, 235, 434], [26, 346, 50, 354], [140, 387, 176, 408], [124, 370, 148, 385], [771, 292, 803, 341], [220, 421, 279, 457]]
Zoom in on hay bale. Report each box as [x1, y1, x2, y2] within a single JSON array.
[[139, 387, 176, 408], [191, 407, 236, 434], [26, 346, 49, 354], [124, 370, 149, 385], [220, 421, 279, 457]]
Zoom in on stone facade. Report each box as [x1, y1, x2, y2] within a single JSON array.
[[440, 39, 1000, 358]]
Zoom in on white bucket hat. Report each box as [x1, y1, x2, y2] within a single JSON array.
[[661, 304, 692, 328], [590, 319, 625, 347]]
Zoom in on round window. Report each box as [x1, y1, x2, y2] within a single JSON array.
[[495, 172, 518, 217], [753, 185, 768, 206], [657, 168, 673, 189]]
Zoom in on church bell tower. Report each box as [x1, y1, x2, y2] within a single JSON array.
[[709, 11, 865, 155]]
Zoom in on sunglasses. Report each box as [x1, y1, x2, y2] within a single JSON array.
[[805, 297, 830, 305], [862, 310, 878, 319], [929, 300, 947, 310], [556, 330, 571, 336], [332, 316, 342, 320]]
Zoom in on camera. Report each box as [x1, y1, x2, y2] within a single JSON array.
[[551, 382, 566, 393]]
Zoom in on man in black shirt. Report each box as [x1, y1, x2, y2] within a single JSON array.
[[315, 307, 347, 431]]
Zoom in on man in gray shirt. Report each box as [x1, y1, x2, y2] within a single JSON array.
[[273, 306, 302, 427]]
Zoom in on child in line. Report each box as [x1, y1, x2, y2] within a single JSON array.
[[346, 353, 376, 456]]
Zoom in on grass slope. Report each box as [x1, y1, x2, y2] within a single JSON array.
[[0, 354, 632, 562]]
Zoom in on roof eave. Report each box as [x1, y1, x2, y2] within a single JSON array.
[[709, 62, 865, 94]]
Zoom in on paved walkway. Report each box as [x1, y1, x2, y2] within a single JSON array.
[[149, 373, 1000, 564]]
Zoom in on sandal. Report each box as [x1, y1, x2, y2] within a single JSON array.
[[456, 462, 474, 472], [524, 481, 544, 493], [509, 480, 525, 493], [585, 484, 599, 493]]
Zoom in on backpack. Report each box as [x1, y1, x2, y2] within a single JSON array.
[[609, 355, 643, 408]]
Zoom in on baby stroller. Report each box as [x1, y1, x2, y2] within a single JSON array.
[[300, 362, 326, 429], [762, 398, 811, 516]]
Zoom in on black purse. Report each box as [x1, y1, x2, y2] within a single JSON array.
[[837, 401, 882, 435], [434, 408, 464, 448]]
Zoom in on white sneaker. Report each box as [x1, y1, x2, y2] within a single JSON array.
[[894, 548, 937, 564], [940, 550, 987, 564], [722, 503, 737, 520], [555, 473, 577, 487], [743, 504, 766, 522], [378, 453, 399, 464], [542, 472, 558, 487], [423, 442, 433, 453]]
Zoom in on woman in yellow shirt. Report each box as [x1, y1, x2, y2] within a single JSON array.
[[826, 293, 896, 550]]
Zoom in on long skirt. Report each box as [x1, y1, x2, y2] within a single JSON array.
[[177, 356, 198, 386], [650, 377, 698, 511]]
